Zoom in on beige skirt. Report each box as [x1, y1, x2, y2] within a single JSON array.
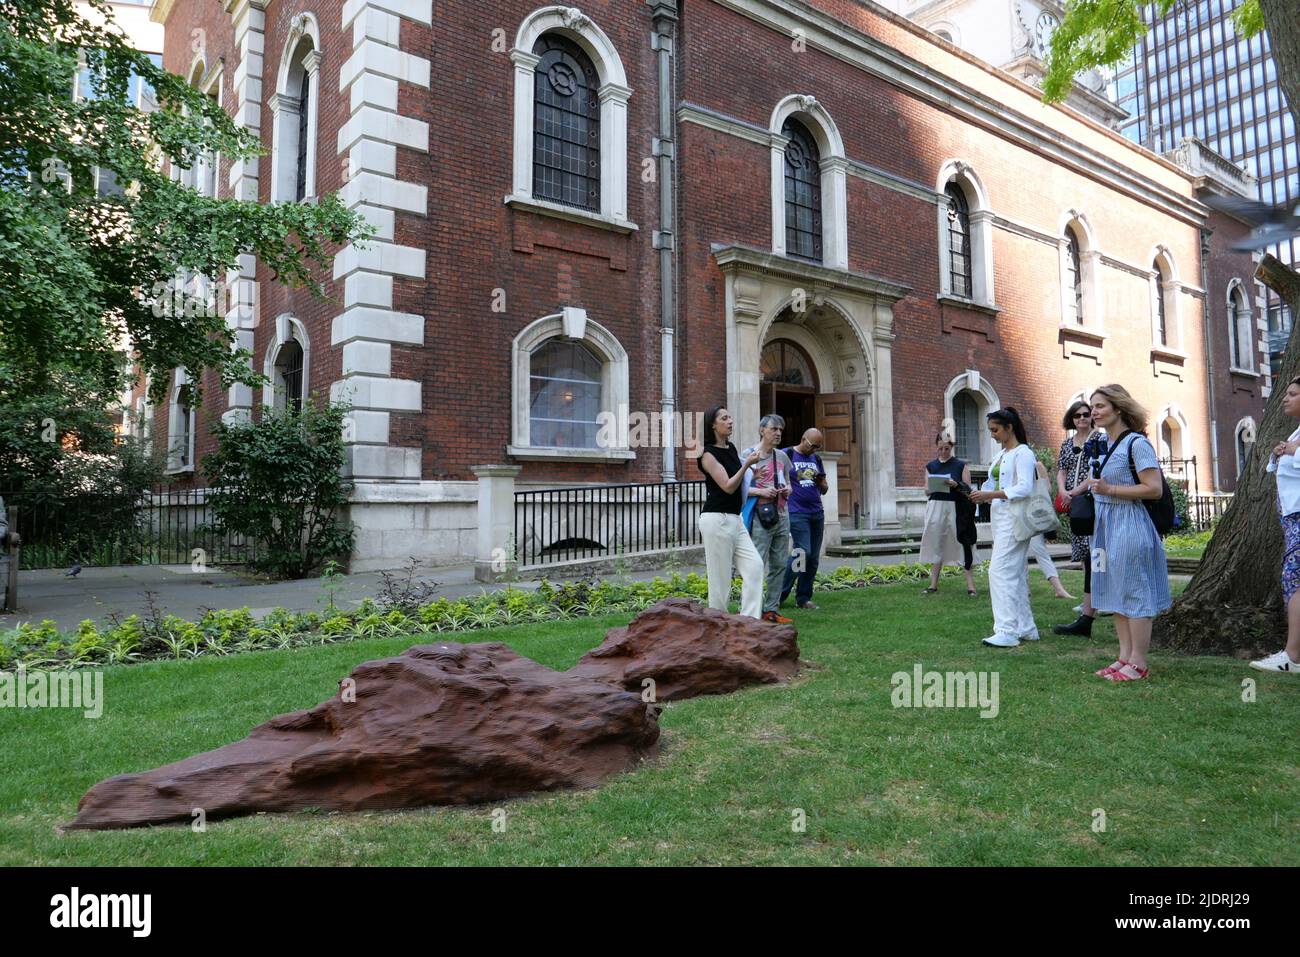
[[918, 498, 963, 565]]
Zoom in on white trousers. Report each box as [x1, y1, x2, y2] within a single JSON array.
[[698, 512, 765, 619], [1029, 534, 1058, 580], [989, 504, 1037, 641]]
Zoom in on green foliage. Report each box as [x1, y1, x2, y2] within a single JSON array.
[[1042, 0, 1264, 103], [1168, 480, 1192, 532], [0, 0, 370, 486], [203, 402, 354, 578], [0, 562, 958, 670]]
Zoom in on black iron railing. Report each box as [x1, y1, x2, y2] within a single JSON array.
[[1185, 493, 1231, 532], [514, 480, 707, 568], [0, 486, 257, 570]]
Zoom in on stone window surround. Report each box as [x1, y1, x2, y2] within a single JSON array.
[[506, 6, 634, 231], [269, 13, 322, 203], [936, 160, 995, 310], [1226, 278, 1257, 375], [942, 369, 1002, 469], [262, 313, 311, 412], [166, 368, 196, 474], [1149, 244, 1185, 356], [768, 94, 849, 270], [508, 307, 635, 462], [1154, 403, 1191, 462], [1234, 415, 1257, 478]]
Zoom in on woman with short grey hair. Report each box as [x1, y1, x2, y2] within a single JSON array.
[[742, 414, 795, 624]]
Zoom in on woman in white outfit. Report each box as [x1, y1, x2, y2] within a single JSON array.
[[1251, 375, 1300, 674], [969, 407, 1039, 647], [697, 406, 765, 618]]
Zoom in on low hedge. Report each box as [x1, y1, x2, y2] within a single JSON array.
[[0, 562, 963, 672]]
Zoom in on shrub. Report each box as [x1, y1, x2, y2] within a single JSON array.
[[204, 401, 354, 578]]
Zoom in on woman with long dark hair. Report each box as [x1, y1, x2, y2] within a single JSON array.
[[969, 407, 1039, 647], [697, 406, 764, 618]]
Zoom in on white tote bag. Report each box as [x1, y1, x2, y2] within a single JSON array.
[[1011, 452, 1060, 541]]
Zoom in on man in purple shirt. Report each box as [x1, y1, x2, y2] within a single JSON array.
[[781, 429, 829, 610]]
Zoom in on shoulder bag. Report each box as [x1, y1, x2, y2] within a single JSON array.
[[1010, 450, 1061, 541], [1067, 448, 1095, 536]]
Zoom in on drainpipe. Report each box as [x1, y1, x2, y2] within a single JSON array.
[[648, 0, 678, 481], [1200, 225, 1221, 491]]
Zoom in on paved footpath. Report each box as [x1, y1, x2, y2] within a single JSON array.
[[2, 544, 1077, 632]]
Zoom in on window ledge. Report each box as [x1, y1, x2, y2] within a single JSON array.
[[1229, 367, 1260, 379], [507, 445, 637, 462], [504, 194, 639, 234], [1059, 322, 1108, 343], [1150, 345, 1187, 362], [937, 294, 1000, 316], [164, 464, 195, 475]]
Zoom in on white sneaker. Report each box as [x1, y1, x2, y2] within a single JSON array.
[[1249, 649, 1300, 673], [982, 634, 1020, 648], [1022, 631, 1041, 642], [1072, 604, 1083, 614]]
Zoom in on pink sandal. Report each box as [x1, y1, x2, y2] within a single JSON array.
[[1105, 663, 1149, 682], [1095, 660, 1128, 677]]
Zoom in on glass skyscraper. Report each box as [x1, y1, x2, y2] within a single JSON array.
[[1109, 0, 1298, 375]]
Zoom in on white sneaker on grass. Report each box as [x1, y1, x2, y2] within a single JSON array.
[[1249, 649, 1300, 673], [1022, 631, 1041, 642], [1072, 604, 1083, 614], [982, 634, 1020, 648]]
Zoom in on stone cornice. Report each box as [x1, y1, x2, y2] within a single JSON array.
[[713, 0, 1208, 227], [711, 242, 911, 302]]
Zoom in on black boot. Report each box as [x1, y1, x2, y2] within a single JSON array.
[[1053, 614, 1093, 636]]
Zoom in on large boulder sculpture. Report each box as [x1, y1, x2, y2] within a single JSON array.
[[572, 598, 800, 701], [69, 642, 660, 830], [68, 599, 800, 830]]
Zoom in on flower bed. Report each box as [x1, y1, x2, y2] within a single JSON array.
[[0, 563, 961, 671]]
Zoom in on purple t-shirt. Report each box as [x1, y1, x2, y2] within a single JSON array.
[[785, 448, 826, 514]]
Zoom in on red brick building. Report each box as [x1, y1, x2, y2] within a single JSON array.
[[134, 0, 1263, 570]]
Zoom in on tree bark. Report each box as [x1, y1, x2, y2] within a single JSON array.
[[1154, 254, 1300, 655], [1257, 1, 1300, 136]]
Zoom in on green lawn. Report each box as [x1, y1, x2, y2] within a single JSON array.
[[2, 571, 1296, 866]]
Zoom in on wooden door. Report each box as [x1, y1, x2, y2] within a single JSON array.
[[817, 392, 859, 525]]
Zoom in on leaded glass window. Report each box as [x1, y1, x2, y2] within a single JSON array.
[[783, 118, 822, 262], [533, 34, 600, 211]]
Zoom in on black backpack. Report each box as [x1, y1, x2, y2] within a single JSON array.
[[1123, 433, 1177, 537]]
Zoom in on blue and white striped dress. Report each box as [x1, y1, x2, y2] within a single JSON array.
[[1091, 433, 1171, 618]]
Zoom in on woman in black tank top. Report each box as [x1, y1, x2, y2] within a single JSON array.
[[697, 407, 765, 618]]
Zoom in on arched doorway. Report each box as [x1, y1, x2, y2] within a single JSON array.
[[760, 339, 818, 443]]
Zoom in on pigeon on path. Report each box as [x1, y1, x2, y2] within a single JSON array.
[[65, 563, 82, 578]]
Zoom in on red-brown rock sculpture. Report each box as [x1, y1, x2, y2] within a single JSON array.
[[571, 598, 800, 701], [69, 598, 800, 830], [69, 641, 660, 830]]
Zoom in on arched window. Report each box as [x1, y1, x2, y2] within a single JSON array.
[[271, 19, 321, 203], [761, 339, 818, 389], [276, 339, 305, 413], [167, 368, 195, 473], [935, 29, 953, 43], [530, 340, 602, 447], [264, 315, 311, 414], [510, 309, 633, 460], [952, 390, 979, 463], [783, 118, 822, 263], [1235, 417, 1256, 479], [945, 184, 972, 300], [1155, 261, 1168, 346], [295, 68, 311, 201], [1229, 282, 1253, 370], [532, 34, 600, 212], [1065, 228, 1083, 324]]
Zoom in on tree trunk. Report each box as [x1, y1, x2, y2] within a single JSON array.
[[1154, 254, 1300, 655], [1258, 1, 1300, 135]]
